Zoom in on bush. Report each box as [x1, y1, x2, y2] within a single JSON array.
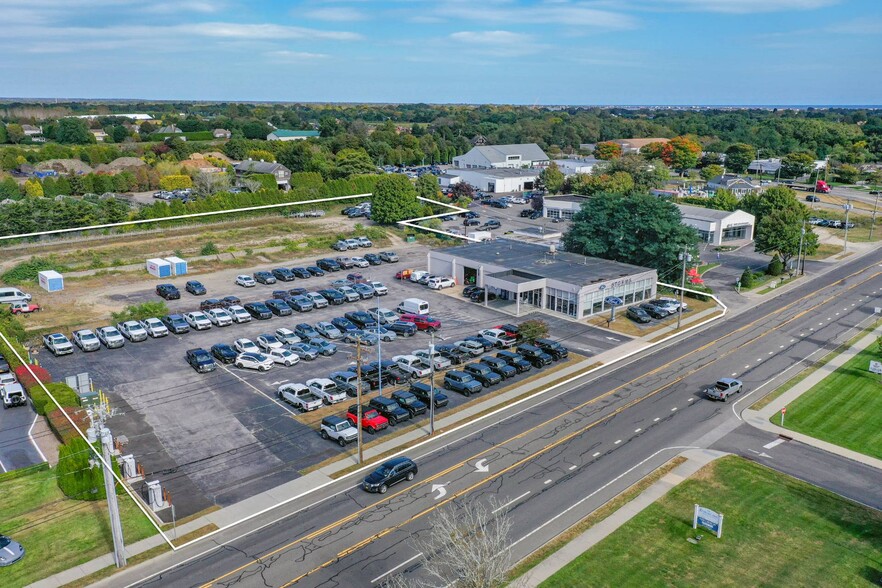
[[148, 131, 213, 142], [767, 254, 784, 276], [684, 283, 714, 302], [159, 174, 193, 191], [519, 319, 549, 343], [200, 242, 219, 255], [56, 437, 121, 500], [110, 301, 169, 324], [740, 268, 755, 289], [47, 406, 90, 444], [1, 257, 68, 284], [31, 381, 81, 415], [249, 173, 280, 192]]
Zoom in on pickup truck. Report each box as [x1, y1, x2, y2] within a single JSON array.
[[278, 383, 323, 412], [139, 318, 169, 338], [414, 348, 452, 371], [478, 328, 517, 349], [9, 302, 41, 314], [43, 333, 74, 356], [307, 378, 348, 405], [704, 378, 743, 402], [330, 371, 360, 397], [393, 355, 432, 379], [117, 321, 148, 342], [2, 383, 27, 409]]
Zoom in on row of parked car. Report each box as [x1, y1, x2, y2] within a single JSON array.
[[625, 297, 689, 324]]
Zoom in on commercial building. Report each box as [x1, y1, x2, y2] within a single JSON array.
[[439, 168, 539, 193], [543, 194, 590, 220], [610, 138, 669, 154], [452, 143, 550, 169], [267, 129, 320, 141], [676, 204, 755, 245], [552, 158, 601, 175], [428, 240, 657, 320], [707, 174, 759, 196], [747, 158, 781, 175]]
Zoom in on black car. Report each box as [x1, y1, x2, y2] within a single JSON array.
[[291, 267, 313, 279], [331, 317, 359, 333], [345, 310, 377, 329], [316, 258, 342, 272], [517, 344, 553, 367], [199, 298, 224, 311], [185, 280, 207, 295], [265, 299, 293, 316], [272, 289, 291, 300], [156, 284, 180, 300], [253, 271, 277, 285], [359, 362, 398, 389], [161, 314, 190, 334], [244, 302, 273, 319], [436, 343, 467, 365], [186, 348, 216, 373], [529, 210, 542, 219], [520, 209, 534, 217], [220, 295, 241, 308], [408, 381, 449, 408], [211, 343, 238, 364], [363, 253, 382, 265], [287, 295, 314, 312], [535, 338, 569, 360], [626, 306, 652, 324], [368, 396, 411, 425], [639, 303, 669, 319], [468, 288, 497, 302], [496, 350, 531, 373], [387, 320, 418, 336], [367, 360, 411, 385], [362, 457, 418, 493], [272, 268, 296, 282], [462, 211, 480, 219], [498, 324, 521, 340], [0, 354, 11, 373], [319, 289, 346, 305], [481, 219, 501, 230], [462, 285, 482, 298], [481, 356, 518, 379], [306, 266, 326, 277], [805, 194, 821, 203], [390, 390, 428, 417]]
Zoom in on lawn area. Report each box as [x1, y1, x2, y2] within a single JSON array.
[[0, 464, 158, 588], [774, 345, 882, 460], [539, 456, 882, 588]]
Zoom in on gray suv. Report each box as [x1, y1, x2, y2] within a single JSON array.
[[443, 370, 483, 397]]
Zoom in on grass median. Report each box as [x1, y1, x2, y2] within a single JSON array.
[[538, 456, 882, 588]]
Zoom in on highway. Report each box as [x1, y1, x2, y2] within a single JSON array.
[[109, 247, 882, 588]]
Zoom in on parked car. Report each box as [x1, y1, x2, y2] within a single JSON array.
[[368, 307, 398, 325], [156, 283, 180, 300], [287, 342, 319, 361], [199, 298, 224, 311], [316, 258, 342, 272], [367, 326, 397, 342], [184, 311, 212, 331], [413, 348, 451, 371], [331, 316, 359, 333], [288, 295, 315, 312], [139, 318, 169, 338], [256, 333, 284, 352], [186, 348, 216, 373], [408, 381, 449, 408], [274, 327, 301, 345], [454, 340, 484, 357], [370, 281, 388, 296], [368, 396, 411, 425], [9, 301, 41, 314], [0, 534, 26, 566], [356, 236, 373, 248], [345, 310, 377, 329], [462, 285, 482, 298], [307, 378, 348, 405], [535, 338, 569, 360], [364, 253, 382, 265], [309, 338, 338, 356], [393, 354, 432, 378], [235, 352, 274, 371], [478, 328, 517, 348], [291, 267, 313, 279], [253, 271, 277, 285], [463, 362, 502, 387], [265, 299, 294, 316], [279, 383, 323, 412], [210, 343, 238, 364], [320, 415, 358, 446], [235, 274, 257, 287], [626, 306, 652, 324], [267, 348, 300, 367], [640, 302, 669, 319], [436, 343, 467, 365], [427, 277, 456, 290], [443, 370, 483, 396], [379, 251, 399, 262], [295, 323, 320, 340], [399, 313, 441, 332], [221, 295, 242, 308], [517, 344, 553, 367], [481, 355, 517, 380], [306, 266, 326, 277], [70, 329, 100, 352], [350, 257, 370, 268], [307, 292, 329, 309], [185, 280, 207, 295], [387, 320, 418, 336], [227, 305, 252, 323], [117, 321, 148, 342], [319, 289, 346, 306], [465, 335, 496, 353], [271, 267, 296, 282], [495, 350, 532, 373], [336, 286, 361, 303], [206, 308, 233, 326], [342, 330, 379, 346], [347, 404, 389, 434], [244, 302, 273, 320], [353, 283, 376, 299], [315, 321, 343, 339], [234, 338, 260, 354], [96, 326, 125, 349]]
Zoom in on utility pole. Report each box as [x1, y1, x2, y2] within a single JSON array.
[[870, 192, 879, 241], [843, 200, 853, 253], [677, 246, 692, 330], [796, 219, 806, 275], [355, 339, 364, 464], [88, 395, 126, 568], [429, 331, 436, 435]]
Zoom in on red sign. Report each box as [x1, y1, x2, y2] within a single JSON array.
[[781, 406, 787, 414]]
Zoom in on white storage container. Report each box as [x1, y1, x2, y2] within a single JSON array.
[[38, 270, 64, 292], [164, 256, 188, 276], [146, 258, 172, 278]]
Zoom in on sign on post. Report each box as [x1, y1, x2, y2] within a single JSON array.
[[869, 361, 882, 375], [693, 504, 724, 538]]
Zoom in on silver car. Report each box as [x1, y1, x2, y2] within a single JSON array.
[[96, 326, 125, 349]]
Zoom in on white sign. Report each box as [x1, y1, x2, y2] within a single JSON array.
[[875, 307, 882, 315], [870, 361, 882, 375], [693, 504, 724, 538]]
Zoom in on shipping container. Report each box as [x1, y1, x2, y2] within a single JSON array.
[[146, 258, 172, 278], [38, 270, 64, 292], [164, 256, 188, 276]]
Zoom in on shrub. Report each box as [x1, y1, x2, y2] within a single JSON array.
[[200, 242, 219, 255], [684, 283, 714, 302], [47, 406, 90, 444], [767, 254, 784, 276], [249, 173, 279, 192], [519, 319, 549, 343], [110, 301, 169, 323], [740, 268, 755, 289], [159, 174, 193, 191], [1, 257, 68, 284], [56, 437, 121, 500]]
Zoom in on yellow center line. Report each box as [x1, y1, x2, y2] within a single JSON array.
[[201, 264, 881, 587]]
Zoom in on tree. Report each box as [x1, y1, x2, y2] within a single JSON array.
[[539, 162, 565, 194], [5, 124, 25, 144], [242, 121, 270, 140], [159, 175, 193, 191], [56, 118, 95, 144], [754, 206, 818, 267], [706, 188, 738, 211], [194, 172, 231, 197], [371, 174, 421, 224], [519, 319, 549, 343], [334, 148, 376, 178], [0, 123, 7, 144], [663, 136, 702, 172], [724, 144, 755, 173], [385, 497, 512, 588], [781, 152, 815, 179], [416, 173, 442, 201], [0, 177, 21, 198], [700, 164, 725, 182], [740, 186, 802, 221], [563, 193, 699, 272], [531, 194, 544, 212], [640, 141, 668, 161], [835, 164, 860, 184], [450, 182, 475, 200], [569, 171, 634, 196], [245, 149, 275, 162], [109, 125, 128, 143], [23, 179, 43, 198], [593, 141, 622, 160]]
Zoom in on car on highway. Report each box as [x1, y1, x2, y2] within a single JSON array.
[[95, 326, 125, 349], [161, 314, 190, 335], [235, 352, 274, 371], [117, 321, 148, 342], [210, 343, 238, 364], [704, 378, 743, 402], [254, 271, 277, 285], [362, 457, 417, 494], [185, 280, 207, 295], [236, 275, 257, 287], [139, 318, 169, 338], [805, 194, 821, 202], [186, 348, 216, 373]]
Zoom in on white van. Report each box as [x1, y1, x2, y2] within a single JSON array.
[[396, 298, 430, 315], [0, 288, 32, 305]]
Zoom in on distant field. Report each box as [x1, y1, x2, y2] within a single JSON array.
[[539, 456, 882, 588]]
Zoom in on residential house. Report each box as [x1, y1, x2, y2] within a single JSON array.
[[707, 174, 759, 197], [213, 129, 232, 139], [21, 125, 43, 137], [234, 159, 291, 190], [609, 138, 669, 154], [156, 125, 182, 134], [747, 158, 782, 175], [267, 129, 320, 141], [91, 130, 108, 142], [452, 143, 550, 170]]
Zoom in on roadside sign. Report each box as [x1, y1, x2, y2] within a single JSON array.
[[874, 307, 881, 314], [781, 406, 786, 414], [693, 504, 724, 538], [870, 361, 882, 375]]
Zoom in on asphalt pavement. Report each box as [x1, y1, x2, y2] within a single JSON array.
[[0, 404, 43, 472]]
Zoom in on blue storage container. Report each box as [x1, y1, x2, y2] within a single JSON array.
[[146, 258, 172, 278], [164, 256, 188, 276], [38, 270, 64, 292]]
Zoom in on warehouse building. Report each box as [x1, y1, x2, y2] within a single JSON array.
[[452, 143, 550, 169], [543, 194, 591, 220], [676, 204, 755, 245], [439, 168, 539, 193], [427, 240, 657, 320]]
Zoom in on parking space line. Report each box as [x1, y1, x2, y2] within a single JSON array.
[[28, 412, 47, 463], [219, 365, 300, 417], [0, 456, 7, 473]]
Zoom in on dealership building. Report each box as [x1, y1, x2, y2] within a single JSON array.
[[427, 240, 657, 320], [676, 204, 755, 245]]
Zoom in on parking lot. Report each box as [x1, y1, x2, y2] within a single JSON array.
[[35, 245, 626, 519]]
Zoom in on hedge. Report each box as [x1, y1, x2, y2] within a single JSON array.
[[31, 382, 81, 416], [56, 437, 122, 500], [47, 406, 90, 444], [148, 131, 214, 141], [0, 462, 50, 483], [159, 174, 193, 191]]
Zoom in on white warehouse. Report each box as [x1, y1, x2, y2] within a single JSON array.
[[452, 143, 550, 169], [439, 168, 540, 193]]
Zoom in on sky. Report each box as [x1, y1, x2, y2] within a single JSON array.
[[2, 0, 880, 105]]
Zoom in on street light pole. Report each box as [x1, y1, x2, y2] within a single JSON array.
[[429, 330, 436, 436], [677, 246, 692, 330], [355, 340, 363, 464], [871, 192, 879, 241], [843, 200, 853, 253], [796, 220, 806, 275]]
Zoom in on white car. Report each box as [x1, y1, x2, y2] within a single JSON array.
[[96, 326, 125, 349], [234, 338, 259, 354], [277, 383, 322, 411], [73, 329, 101, 352], [257, 334, 284, 352], [409, 270, 429, 283], [117, 320, 148, 342], [275, 328, 301, 345], [336, 286, 360, 303], [227, 305, 252, 323], [478, 328, 517, 348], [368, 307, 398, 325], [268, 348, 300, 367], [235, 274, 257, 288], [656, 297, 688, 311], [393, 354, 432, 378], [427, 277, 456, 290], [307, 292, 329, 309], [350, 257, 370, 268], [206, 308, 233, 327], [306, 378, 348, 405], [139, 317, 169, 338], [454, 340, 484, 357], [414, 348, 451, 370], [235, 352, 274, 371], [184, 311, 212, 331], [370, 281, 388, 296]]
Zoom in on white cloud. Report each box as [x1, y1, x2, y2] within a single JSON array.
[[634, 0, 839, 13], [302, 7, 369, 22], [266, 50, 330, 61], [141, 1, 225, 14], [435, 0, 636, 29], [183, 22, 363, 41], [448, 30, 547, 56]]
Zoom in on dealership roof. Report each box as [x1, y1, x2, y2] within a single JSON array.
[[436, 239, 653, 287], [447, 167, 539, 179], [546, 194, 591, 204], [676, 204, 740, 222]]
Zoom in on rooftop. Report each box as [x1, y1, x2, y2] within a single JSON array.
[[676, 204, 737, 221], [436, 239, 654, 287], [270, 129, 320, 138], [467, 143, 549, 164], [611, 137, 670, 148], [447, 167, 539, 179], [546, 194, 591, 204]]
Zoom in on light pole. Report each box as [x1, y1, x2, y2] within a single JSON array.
[[870, 192, 879, 241], [428, 331, 446, 435], [796, 220, 806, 275], [355, 339, 364, 464], [376, 296, 383, 400], [677, 246, 692, 330], [843, 201, 853, 253]]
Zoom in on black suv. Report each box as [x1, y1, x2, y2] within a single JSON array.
[[318, 289, 346, 305], [316, 258, 342, 272], [272, 268, 296, 282], [161, 314, 190, 334], [345, 311, 377, 329], [210, 343, 238, 364], [186, 348, 216, 373], [244, 302, 273, 319], [156, 284, 180, 300], [253, 271, 277, 285], [535, 338, 569, 360], [185, 280, 206, 295], [390, 391, 428, 417], [443, 370, 483, 396], [362, 457, 417, 494], [463, 362, 502, 387], [291, 267, 313, 279], [408, 381, 449, 408], [517, 344, 553, 368], [496, 350, 531, 373], [368, 396, 411, 425], [481, 356, 517, 380], [436, 344, 467, 365], [265, 299, 293, 316], [367, 360, 410, 386]]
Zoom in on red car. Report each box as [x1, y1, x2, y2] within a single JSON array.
[[399, 313, 442, 332], [9, 302, 41, 314], [494, 324, 521, 340], [346, 404, 389, 434]]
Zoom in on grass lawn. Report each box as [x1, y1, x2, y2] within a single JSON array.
[[0, 465, 158, 588], [539, 456, 882, 588], [775, 345, 882, 460]]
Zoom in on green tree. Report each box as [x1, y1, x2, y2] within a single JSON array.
[[740, 186, 801, 220], [754, 206, 818, 268], [242, 121, 270, 139], [724, 144, 755, 173], [563, 193, 699, 272], [5, 124, 25, 144], [245, 149, 275, 162], [416, 173, 442, 201], [539, 162, 565, 194], [24, 178, 43, 198], [159, 175, 193, 191], [740, 268, 755, 289], [663, 136, 702, 172], [0, 176, 21, 198], [781, 152, 815, 179], [56, 118, 95, 144], [593, 141, 622, 160], [700, 164, 725, 182], [334, 148, 376, 178], [835, 164, 860, 184], [0, 122, 7, 144], [569, 171, 634, 196], [767, 253, 784, 276], [518, 319, 549, 343], [109, 124, 128, 143], [371, 173, 421, 224], [706, 188, 738, 211]]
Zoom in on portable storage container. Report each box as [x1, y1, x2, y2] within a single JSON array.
[[146, 258, 172, 278], [164, 256, 188, 276], [38, 270, 64, 292]]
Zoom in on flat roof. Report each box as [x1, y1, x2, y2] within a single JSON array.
[[546, 194, 591, 204], [447, 168, 539, 179], [676, 204, 735, 221], [435, 239, 653, 287]]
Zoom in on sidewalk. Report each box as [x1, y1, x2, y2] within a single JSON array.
[[510, 448, 728, 588], [741, 325, 882, 471]]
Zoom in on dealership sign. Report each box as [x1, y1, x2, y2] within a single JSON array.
[[693, 504, 724, 538]]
